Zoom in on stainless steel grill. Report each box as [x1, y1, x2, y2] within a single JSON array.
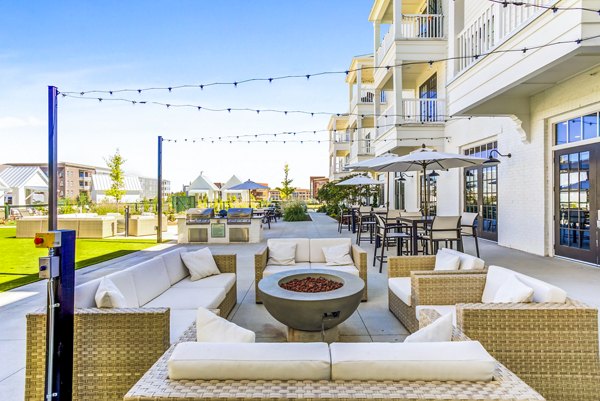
[[227, 208, 253, 224], [185, 208, 214, 225]]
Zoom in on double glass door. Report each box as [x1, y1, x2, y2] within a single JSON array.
[[554, 144, 598, 264], [464, 165, 498, 241]]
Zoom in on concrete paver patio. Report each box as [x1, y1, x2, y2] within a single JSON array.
[[0, 212, 599, 400]]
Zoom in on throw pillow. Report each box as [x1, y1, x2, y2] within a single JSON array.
[[181, 248, 221, 281], [404, 312, 453, 343], [95, 277, 127, 308], [434, 249, 460, 271], [267, 241, 297, 266], [196, 307, 255, 343], [492, 274, 534, 303], [322, 244, 354, 266]]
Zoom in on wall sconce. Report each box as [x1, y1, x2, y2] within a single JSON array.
[[483, 149, 512, 165]]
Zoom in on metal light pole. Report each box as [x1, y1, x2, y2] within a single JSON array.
[[48, 86, 58, 231], [157, 136, 163, 243]]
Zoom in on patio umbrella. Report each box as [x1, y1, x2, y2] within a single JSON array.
[[369, 144, 487, 216], [336, 175, 383, 205], [228, 179, 269, 208]]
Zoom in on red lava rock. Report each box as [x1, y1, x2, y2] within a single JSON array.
[[280, 276, 343, 293]]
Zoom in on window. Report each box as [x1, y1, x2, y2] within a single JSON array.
[[555, 112, 599, 145]]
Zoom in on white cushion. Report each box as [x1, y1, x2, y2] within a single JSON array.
[[196, 307, 255, 343], [161, 248, 189, 285], [310, 238, 353, 263], [415, 305, 457, 326], [404, 313, 453, 342], [440, 248, 485, 270], [94, 277, 127, 308], [330, 341, 495, 381], [262, 263, 311, 277], [267, 241, 297, 266], [481, 265, 515, 303], [144, 287, 226, 310], [309, 264, 359, 276], [107, 269, 140, 307], [173, 273, 235, 292], [492, 274, 534, 303], [388, 277, 411, 306], [168, 342, 330, 380], [322, 243, 354, 266], [434, 249, 460, 271], [267, 238, 310, 262], [170, 309, 198, 343], [128, 257, 170, 306], [75, 279, 101, 308], [181, 248, 221, 281], [513, 272, 568, 303]]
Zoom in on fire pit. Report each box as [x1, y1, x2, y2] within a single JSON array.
[[258, 269, 364, 335], [279, 276, 343, 292]]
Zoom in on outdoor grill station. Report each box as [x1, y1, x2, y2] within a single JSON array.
[[177, 207, 263, 244]]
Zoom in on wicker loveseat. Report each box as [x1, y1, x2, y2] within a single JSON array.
[[123, 311, 545, 401], [25, 248, 237, 401], [389, 265, 600, 401], [255, 238, 368, 302]]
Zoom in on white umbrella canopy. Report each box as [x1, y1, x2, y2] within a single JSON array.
[[346, 154, 399, 172], [336, 175, 383, 186]]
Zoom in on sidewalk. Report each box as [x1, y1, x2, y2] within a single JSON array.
[[1, 212, 598, 400]]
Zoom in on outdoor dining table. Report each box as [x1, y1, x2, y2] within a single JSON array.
[[397, 215, 434, 255]]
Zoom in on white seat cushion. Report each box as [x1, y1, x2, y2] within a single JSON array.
[[267, 238, 310, 262], [262, 263, 311, 277], [492, 274, 533, 303], [330, 341, 495, 381], [170, 309, 198, 343], [173, 273, 236, 292], [161, 248, 189, 285], [168, 342, 331, 380], [128, 257, 171, 306], [482, 265, 568, 303], [144, 287, 226, 310], [388, 277, 411, 306], [415, 305, 457, 326], [181, 248, 221, 281], [434, 249, 460, 271], [404, 313, 453, 343], [196, 308, 255, 343], [440, 248, 485, 270], [108, 269, 140, 307], [309, 264, 359, 276], [309, 238, 352, 263]]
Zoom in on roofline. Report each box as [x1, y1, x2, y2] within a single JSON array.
[[368, 0, 389, 22]]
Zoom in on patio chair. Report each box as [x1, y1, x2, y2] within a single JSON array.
[[420, 215, 462, 254], [373, 214, 412, 273], [355, 206, 375, 245], [337, 206, 352, 233], [461, 212, 480, 257]]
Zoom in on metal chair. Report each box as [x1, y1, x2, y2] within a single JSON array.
[[355, 206, 375, 244], [338, 206, 352, 233], [373, 214, 412, 273], [460, 212, 480, 257], [420, 215, 462, 254]]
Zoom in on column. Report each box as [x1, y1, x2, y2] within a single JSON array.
[[393, 0, 402, 40], [374, 88, 381, 139], [373, 21, 381, 66], [393, 65, 403, 123], [356, 64, 362, 103]]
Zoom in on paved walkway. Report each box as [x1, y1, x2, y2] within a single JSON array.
[[1, 213, 599, 400]]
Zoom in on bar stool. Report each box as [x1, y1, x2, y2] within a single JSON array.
[[420, 216, 462, 254], [338, 206, 352, 233], [460, 212, 480, 257], [373, 214, 412, 273], [355, 206, 375, 245]]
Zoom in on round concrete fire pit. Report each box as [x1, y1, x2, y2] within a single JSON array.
[[258, 269, 365, 332]]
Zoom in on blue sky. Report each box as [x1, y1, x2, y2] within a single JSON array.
[[0, 1, 374, 190]]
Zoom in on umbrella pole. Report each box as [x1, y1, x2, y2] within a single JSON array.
[[423, 164, 428, 218]]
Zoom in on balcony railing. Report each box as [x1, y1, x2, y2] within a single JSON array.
[[333, 131, 351, 143], [402, 98, 446, 123], [400, 14, 444, 39], [376, 26, 395, 63], [351, 89, 387, 109], [331, 160, 347, 174], [456, 1, 548, 73], [377, 103, 396, 137]]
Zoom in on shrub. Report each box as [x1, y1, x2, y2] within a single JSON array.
[[283, 201, 309, 222]]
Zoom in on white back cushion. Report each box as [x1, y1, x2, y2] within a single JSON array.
[[267, 238, 310, 262], [129, 257, 171, 305], [481, 265, 516, 303], [404, 313, 453, 343], [196, 308, 255, 343], [267, 241, 297, 266], [483, 265, 568, 303], [95, 277, 127, 308], [440, 248, 485, 270], [310, 238, 352, 263], [330, 341, 495, 381], [168, 342, 331, 380], [322, 243, 354, 266], [492, 275, 533, 303], [109, 269, 140, 307], [181, 248, 221, 281], [161, 248, 189, 285], [434, 249, 460, 271], [75, 279, 101, 308]]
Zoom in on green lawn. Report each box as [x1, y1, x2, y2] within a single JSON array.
[[0, 228, 156, 292]]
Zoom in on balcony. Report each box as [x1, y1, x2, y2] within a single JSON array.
[[376, 98, 445, 138], [329, 131, 351, 157], [448, 0, 600, 121]]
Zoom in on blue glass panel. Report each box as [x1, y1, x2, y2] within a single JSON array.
[[556, 122, 568, 144], [568, 117, 582, 143], [583, 114, 598, 140]]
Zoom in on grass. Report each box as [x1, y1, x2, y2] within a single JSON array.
[[0, 227, 156, 292]]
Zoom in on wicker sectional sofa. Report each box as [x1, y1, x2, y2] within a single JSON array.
[[388, 260, 600, 401], [254, 238, 368, 302], [123, 311, 545, 401], [25, 247, 237, 401]]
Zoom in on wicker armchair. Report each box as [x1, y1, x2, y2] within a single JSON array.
[[397, 272, 600, 401]]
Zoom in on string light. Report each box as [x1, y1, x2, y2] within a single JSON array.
[[488, 0, 600, 14], [59, 34, 600, 96], [159, 136, 451, 144]]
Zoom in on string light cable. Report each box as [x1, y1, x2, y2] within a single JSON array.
[[487, 0, 600, 14], [160, 135, 451, 145]]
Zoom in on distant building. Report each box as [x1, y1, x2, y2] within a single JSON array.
[[139, 177, 171, 199], [309, 176, 329, 198], [90, 174, 143, 203], [0, 165, 48, 205], [291, 189, 311, 201], [187, 173, 219, 201]]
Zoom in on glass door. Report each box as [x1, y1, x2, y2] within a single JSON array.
[[554, 144, 597, 264], [418, 74, 437, 122], [464, 166, 498, 241]]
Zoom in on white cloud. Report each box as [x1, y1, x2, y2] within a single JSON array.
[[0, 116, 45, 129]]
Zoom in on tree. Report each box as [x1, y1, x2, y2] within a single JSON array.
[[105, 149, 126, 206], [276, 164, 296, 200]]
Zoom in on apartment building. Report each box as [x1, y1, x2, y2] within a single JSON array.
[[139, 176, 171, 199], [329, 0, 600, 265], [309, 176, 329, 198]]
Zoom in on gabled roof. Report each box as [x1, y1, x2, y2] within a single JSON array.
[[91, 174, 142, 192], [0, 166, 48, 188], [221, 175, 243, 190], [188, 174, 218, 192], [0, 176, 8, 191]]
